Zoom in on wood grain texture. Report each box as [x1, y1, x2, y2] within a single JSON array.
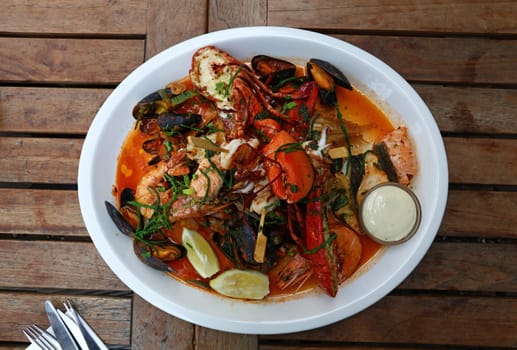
[[208, 0, 267, 31], [0, 87, 110, 134], [0, 0, 147, 35], [0, 240, 128, 291], [445, 137, 517, 185], [0, 293, 131, 344], [0, 189, 87, 236], [0, 38, 144, 84], [415, 84, 517, 134], [0, 137, 82, 184], [441, 190, 517, 238], [262, 295, 517, 347], [335, 35, 517, 84], [132, 295, 195, 350], [145, 0, 207, 59], [399, 242, 517, 292], [268, 0, 517, 34], [195, 327, 259, 350]]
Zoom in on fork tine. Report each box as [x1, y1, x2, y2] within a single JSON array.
[[23, 327, 51, 350], [24, 324, 60, 350]]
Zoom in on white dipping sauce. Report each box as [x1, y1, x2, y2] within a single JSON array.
[[361, 184, 419, 243]]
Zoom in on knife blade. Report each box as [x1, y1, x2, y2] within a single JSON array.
[[44, 300, 81, 350], [64, 301, 108, 350]]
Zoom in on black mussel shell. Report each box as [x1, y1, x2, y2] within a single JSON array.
[[307, 58, 352, 105], [142, 137, 163, 155], [105, 201, 135, 237], [120, 188, 135, 207], [133, 239, 186, 272], [157, 112, 201, 132], [251, 55, 296, 85], [132, 88, 173, 120], [148, 155, 162, 166], [119, 188, 139, 225]]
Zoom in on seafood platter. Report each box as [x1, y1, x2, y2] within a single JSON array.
[[78, 27, 448, 334]]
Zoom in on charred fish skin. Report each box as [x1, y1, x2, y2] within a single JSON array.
[[373, 143, 399, 183]]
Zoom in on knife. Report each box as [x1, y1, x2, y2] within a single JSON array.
[[44, 300, 81, 350], [64, 301, 108, 350]]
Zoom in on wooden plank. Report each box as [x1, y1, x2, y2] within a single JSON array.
[[145, 0, 207, 59], [261, 295, 517, 347], [0, 87, 110, 134], [0, 345, 26, 350], [132, 295, 195, 350], [0, 189, 87, 236], [335, 35, 517, 85], [259, 345, 446, 350], [0, 137, 82, 184], [268, 0, 517, 35], [0, 0, 147, 35], [0, 293, 131, 345], [195, 327, 258, 350], [399, 242, 517, 292], [441, 190, 517, 238], [0, 38, 144, 84], [445, 137, 517, 185], [414, 85, 517, 135], [208, 0, 266, 31], [0, 240, 128, 291]]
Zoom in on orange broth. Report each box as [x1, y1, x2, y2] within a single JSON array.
[[114, 78, 394, 298]]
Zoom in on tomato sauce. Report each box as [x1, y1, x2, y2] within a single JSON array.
[[114, 73, 394, 299]]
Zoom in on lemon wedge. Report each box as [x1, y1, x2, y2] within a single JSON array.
[[182, 227, 220, 278], [209, 269, 270, 300]]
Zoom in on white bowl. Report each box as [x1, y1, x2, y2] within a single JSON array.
[[78, 26, 448, 334]]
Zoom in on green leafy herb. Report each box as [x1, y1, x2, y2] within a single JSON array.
[[276, 142, 304, 155], [336, 106, 352, 174], [170, 90, 198, 107], [281, 101, 297, 113]]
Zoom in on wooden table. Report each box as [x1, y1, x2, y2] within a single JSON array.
[[1, 1, 516, 349]]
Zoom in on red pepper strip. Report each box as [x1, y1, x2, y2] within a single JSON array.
[[305, 184, 339, 297]]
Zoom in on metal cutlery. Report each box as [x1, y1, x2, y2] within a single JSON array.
[[64, 300, 108, 350], [44, 300, 81, 350], [23, 323, 61, 350]]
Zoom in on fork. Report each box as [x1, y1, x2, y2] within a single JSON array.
[[23, 324, 61, 350]]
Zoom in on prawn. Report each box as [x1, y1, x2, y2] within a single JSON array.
[[332, 224, 363, 282], [135, 161, 171, 218], [189, 158, 224, 200], [274, 253, 313, 291]]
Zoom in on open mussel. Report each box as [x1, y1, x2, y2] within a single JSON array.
[[251, 55, 296, 86], [133, 238, 186, 272], [133, 88, 174, 120], [105, 200, 186, 272], [105, 201, 134, 237], [307, 59, 352, 105], [157, 112, 201, 132]]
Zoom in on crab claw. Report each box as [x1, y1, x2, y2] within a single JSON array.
[[262, 130, 315, 203]]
